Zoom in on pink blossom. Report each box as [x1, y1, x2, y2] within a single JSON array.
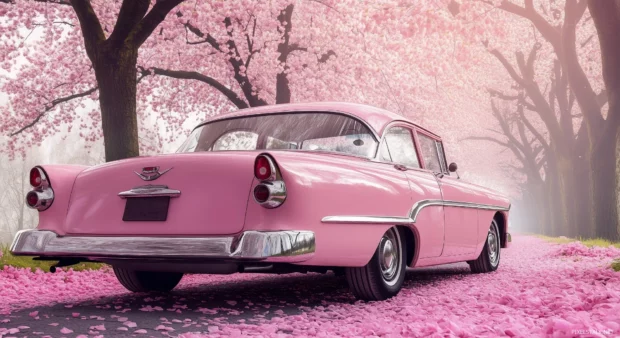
[[59, 327, 73, 334]]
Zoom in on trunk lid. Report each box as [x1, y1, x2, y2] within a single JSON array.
[[65, 152, 257, 236]]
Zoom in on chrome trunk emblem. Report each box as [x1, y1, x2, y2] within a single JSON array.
[[135, 166, 172, 181]]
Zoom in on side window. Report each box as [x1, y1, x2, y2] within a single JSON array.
[[436, 141, 448, 174], [379, 127, 420, 168], [417, 133, 442, 173], [212, 130, 258, 151]]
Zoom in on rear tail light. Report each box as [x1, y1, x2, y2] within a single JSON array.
[[253, 185, 270, 203], [253, 154, 286, 208], [254, 155, 276, 181], [25, 166, 54, 211], [30, 167, 43, 188], [26, 191, 39, 207]]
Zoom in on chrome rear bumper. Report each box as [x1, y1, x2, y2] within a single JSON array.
[[10, 230, 315, 263]]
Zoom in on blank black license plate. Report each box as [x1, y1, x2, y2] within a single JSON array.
[[122, 197, 170, 221]]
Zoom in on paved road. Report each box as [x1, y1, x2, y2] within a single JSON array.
[[1, 265, 470, 337], [1, 237, 619, 337]]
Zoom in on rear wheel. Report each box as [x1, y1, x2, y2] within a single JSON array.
[[345, 227, 406, 301], [113, 267, 183, 293], [468, 219, 501, 273]]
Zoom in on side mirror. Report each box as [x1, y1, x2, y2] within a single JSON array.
[[448, 162, 458, 172]]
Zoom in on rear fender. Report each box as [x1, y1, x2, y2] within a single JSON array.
[[243, 151, 420, 267], [34, 165, 88, 235], [475, 209, 510, 256]]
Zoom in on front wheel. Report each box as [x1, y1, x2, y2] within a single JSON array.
[[113, 267, 183, 293], [345, 227, 407, 301], [468, 219, 501, 273]]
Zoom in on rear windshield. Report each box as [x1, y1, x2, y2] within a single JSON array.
[[177, 112, 378, 158]]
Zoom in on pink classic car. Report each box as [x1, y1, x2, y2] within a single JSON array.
[[11, 102, 510, 300]]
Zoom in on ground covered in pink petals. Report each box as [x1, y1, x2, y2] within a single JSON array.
[[1, 236, 619, 337]]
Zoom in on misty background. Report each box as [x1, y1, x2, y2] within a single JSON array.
[[0, 0, 618, 244]]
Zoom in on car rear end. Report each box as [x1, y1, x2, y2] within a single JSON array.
[[10, 152, 315, 272]]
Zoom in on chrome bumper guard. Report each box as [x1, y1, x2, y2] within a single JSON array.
[[10, 230, 315, 263]]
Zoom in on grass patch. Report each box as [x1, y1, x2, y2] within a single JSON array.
[[536, 235, 620, 248], [536, 235, 620, 272], [1, 245, 105, 272]]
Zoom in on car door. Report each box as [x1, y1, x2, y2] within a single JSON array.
[[415, 130, 478, 257], [377, 125, 444, 258]]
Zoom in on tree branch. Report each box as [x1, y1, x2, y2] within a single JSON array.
[[181, 19, 221, 50], [70, 0, 105, 60], [488, 89, 519, 101], [596, 89, 607, 108], [519, 107, 550, 153], [488, 49, 526, 87], [562, 0, 604, 131], [150, 67, 249, 109], [493, 0, 561, 54], [462, 136, 511, 149], [1, 0, 71, 4], [10, 86, 98, 136], [33, 0, 71, 5], [131, 0, 185, 47], [108, 0, 150, 45], [221, 17, 266, 107], [318, 50, 336, 63], [489, 46, 563, 144]]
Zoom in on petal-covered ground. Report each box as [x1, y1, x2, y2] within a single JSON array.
[[1, 236, 619, 337]]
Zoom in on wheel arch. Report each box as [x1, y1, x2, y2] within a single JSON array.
[[493, 211, 508, 248], [396, 225, 418, 267]]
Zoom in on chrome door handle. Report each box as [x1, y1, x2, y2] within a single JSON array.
[[394, 164, 407, 171]]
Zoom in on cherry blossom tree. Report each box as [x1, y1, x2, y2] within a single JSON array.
[[427, 0, 618, 239], [0, 0, 185, 161], [1, 0, 617, 239], [479, 0, 618, 240], [1, 0, 438, 159]]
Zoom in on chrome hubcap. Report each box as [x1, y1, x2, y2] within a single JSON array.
[[487, 223, 500, 267], [379, 229, 401, 284]]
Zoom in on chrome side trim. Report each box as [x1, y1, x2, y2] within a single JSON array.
[[320, 216, 413, 224], [408, 199, 443, 222], [409, 200, 510, 222], [118, 185, 181, 199], [321, 199, 510, 224], [10, 230, 315, 263]]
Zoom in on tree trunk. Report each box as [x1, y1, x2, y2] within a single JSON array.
[[591, 126, 620, 240], [525, 183, 549, 235], [70, 0, 184, 162], [545, 150, 578, 236], [93, 46, 140, 162], [572, 153, 595, 238], [275, 4, 294, 104], [588, 0, 620, 241], [546, 148, 580, 237]]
